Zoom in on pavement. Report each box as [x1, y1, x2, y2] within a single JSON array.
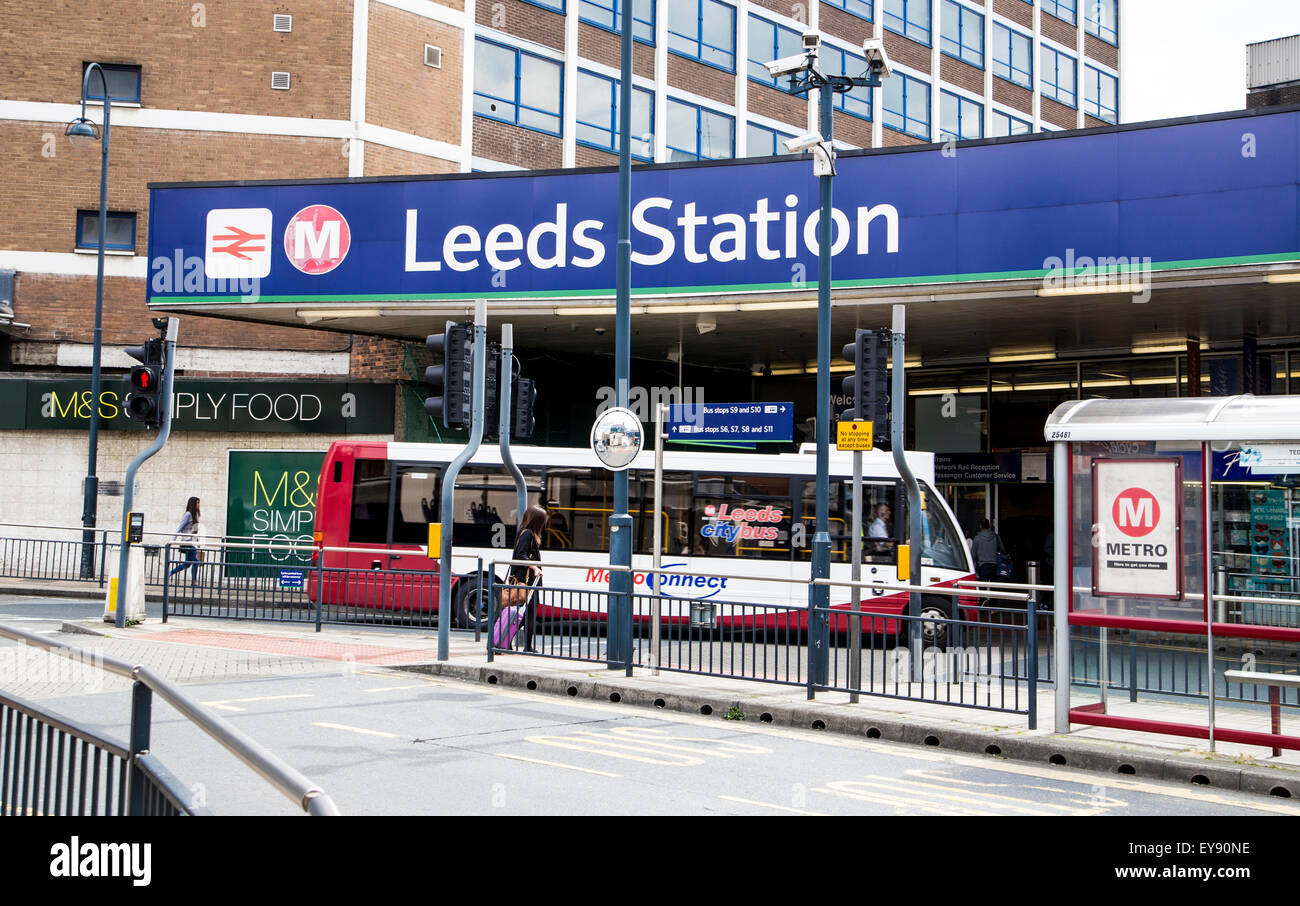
[[4, 576, 1300, 802]]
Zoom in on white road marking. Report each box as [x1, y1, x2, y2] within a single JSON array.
[[313, 722, 402, 739], [202, 693, 313, 712], [717, 795, 826, 816], [493, 753, 620, 777]]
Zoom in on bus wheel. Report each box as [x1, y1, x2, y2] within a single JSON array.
[[920, 597, 952, 649], [455, 574, 492, 631]]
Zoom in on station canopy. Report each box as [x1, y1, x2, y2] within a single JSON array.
[[1045, 394, 1300, 442], [146, 106, 1300, 368]]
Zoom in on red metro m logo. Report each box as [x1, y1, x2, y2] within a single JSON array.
[[1112, 487, 1160, 538]]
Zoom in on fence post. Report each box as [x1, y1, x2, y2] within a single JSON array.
[[161, 544, 171, 623], [98, 531, 108, 587], [806, 602, 817, 700], [1027, 599, 1038, 730], [475, 556, 483, 644], [127, 679, 152, 816], [487, 564, 497, 663], [314, 553, 324, 633]]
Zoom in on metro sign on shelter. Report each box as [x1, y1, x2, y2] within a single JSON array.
[[1092, 458, 1183, 599]]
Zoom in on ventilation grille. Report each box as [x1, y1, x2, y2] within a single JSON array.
[[273, 14, 293, 32], [424, 44, 442, 68], [271, 71, 291, 90]]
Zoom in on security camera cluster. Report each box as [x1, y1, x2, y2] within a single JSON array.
[[764, 32, 892, 80]]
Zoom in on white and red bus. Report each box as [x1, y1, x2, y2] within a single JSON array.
[[310, 440, 977, 634]]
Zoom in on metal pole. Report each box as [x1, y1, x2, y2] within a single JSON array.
[[807, 75, 834, 697], [652, 403, 664, 675], [889, 305, 923, 682], [498, 324, 527, 521], [127, 680, 152, 816], [608, 0, 634, 670], [1204, 441, 1216, 752], [437, 300, 488, 660], [1053, 441, 1071, 731], [79, 64, 110, 580], [849, 450, 862, 702], [115, 319, 179, 628]]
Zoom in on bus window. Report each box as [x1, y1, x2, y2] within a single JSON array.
[[350, 459, 391, 544], [629, 471, 693, 556], [546, 467, 613, 552], [695, 474, 792, 560], [919, 487, 969, 571], [858, 482, 901, 566], [451, 466, 542, 551], [393, 465, 439, 545], [798, 480, 848, 562]]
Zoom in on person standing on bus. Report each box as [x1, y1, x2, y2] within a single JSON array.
[[511, 505, 547, 652], [168, 496, 202, 581]]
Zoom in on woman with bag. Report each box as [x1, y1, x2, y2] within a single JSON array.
[[168, 497, 202, 581], [497, 505, 547, 652]]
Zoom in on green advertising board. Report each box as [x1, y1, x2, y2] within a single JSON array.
[[0, 378, 393, 433], [226, 450, 325, 572]]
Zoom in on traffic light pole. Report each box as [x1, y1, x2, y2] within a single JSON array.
[[498, 324, 527, 521], [438, 300, 487, 661], [889, 304, 924, 681], [113, 318, 178, 629]]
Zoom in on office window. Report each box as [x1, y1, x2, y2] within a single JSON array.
[[82, 63, 141, 103], [1042, 0, 1076, 25], [992, 22, 1032, 88], [747, 15, 802, 86], [667, 98, 734, 161], [883, 70, 929, 140], [669, 0, 736, 72], [823, 0, 873, 23], [991, 109, 1031, 136], [1040, 45, 1076, 108], [747, 122, 795, 157], [1085, 0, 1118, 44], [1084, 65, 1118, 123], [473, 39, 563, 135], [76, 210, 136, 251], [883, 0, 930, 46], [821, 45, 873, 120], [576, 70, 654, 159], [580, 0, 656, 44], [940, 1, 983, 68], [940, 90, 981, 141]]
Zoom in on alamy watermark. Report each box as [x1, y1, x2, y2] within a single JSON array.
[[1041, 248, 1152, 304], [595, 380, 706, 425], [151, 249, 261, 302], [0, 646, 104, 693]]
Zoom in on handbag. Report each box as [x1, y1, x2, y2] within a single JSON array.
[[501, 570, 534, 607], [995, 551, 1013, 579]]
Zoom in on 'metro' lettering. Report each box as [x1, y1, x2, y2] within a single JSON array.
[[1105, 542, 1168, 557]]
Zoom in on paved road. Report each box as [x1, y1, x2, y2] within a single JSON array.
[[3, 597, 1298, 817]]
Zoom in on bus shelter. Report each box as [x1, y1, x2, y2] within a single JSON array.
[[1045, 396, 1300, 753]]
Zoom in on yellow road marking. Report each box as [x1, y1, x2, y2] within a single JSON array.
[[362, 684, 436, 693], [493, 753, 621, 777], [812, 782, 1000, 816], [202, 693, 312, 712], [864, 774, 1092, 816], [718, 795, 826, 815], [527, 733, 703, 765], [313, 722, 401, 739]]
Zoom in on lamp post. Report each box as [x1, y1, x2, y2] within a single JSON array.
[[770, 36, 888, 692], [67, 64, 112, 579]]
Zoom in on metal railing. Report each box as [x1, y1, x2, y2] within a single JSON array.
[[486, 561, 1041, 723], [0, 623, 339, 816]]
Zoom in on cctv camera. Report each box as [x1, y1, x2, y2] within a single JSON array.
[[695, 317, 717, 336], [783, 131, 824, 153], [862, 38, 892, 79], [802, 30, 821, 50], [594, 326, 607, 335], [765, 52, 810, 79]]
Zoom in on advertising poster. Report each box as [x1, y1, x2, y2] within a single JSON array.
[[225, 450, 324, 573], [1092, 458, 1182, 599], [1249, 488, 1289, 578]]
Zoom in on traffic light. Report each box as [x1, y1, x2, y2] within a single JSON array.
[[841, 328, 891, 448], [123, 338, 164, 427], [512, 377, 537, 440], [425, 321, 473, 429]]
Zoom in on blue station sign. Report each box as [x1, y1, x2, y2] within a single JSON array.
[[667, 401, 794, 443], [148, 109, 1300, 307]]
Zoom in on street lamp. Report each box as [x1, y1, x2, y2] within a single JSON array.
[[68, 63, 113, 579], [768, 34, 890, 691]]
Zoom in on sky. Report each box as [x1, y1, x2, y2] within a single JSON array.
[[1122, 0, 1300, 123]]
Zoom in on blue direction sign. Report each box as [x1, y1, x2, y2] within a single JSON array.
[[667, 402, 793, 443], [278, 569, 305, 589]]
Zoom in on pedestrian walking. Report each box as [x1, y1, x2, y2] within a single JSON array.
[[168, 496, 203, 581], [509, 504, 547, 652], [970, 518, 1005, 581]]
